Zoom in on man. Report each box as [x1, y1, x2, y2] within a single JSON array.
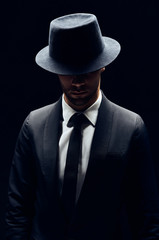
[[5, 13, 159, 240]]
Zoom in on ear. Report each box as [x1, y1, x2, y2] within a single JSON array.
[[100, 67, 105, 73]]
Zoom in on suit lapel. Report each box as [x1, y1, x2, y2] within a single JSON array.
[[89, 94, 113, 166], [76, 94, 114, 204], [42, 98, 62, 193]]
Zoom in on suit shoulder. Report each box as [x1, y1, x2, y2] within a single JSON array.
[[112, 101, 138, 117], [25, 100, 61, 131], [30, 103, 55, 119], [28, 103, 55, 123], [110, 100, 144, 129]]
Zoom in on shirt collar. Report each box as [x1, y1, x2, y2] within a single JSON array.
[[62, 90, 102, 127]]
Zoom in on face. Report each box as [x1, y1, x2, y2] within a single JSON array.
[[58, 68, 105, 111]]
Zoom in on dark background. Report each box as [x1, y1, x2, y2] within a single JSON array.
[[1, 0, 158, 239]]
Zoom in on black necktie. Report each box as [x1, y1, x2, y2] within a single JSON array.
[[61, 113, 89, 222]]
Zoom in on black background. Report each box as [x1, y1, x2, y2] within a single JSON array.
[[1, 0, 159, 239]]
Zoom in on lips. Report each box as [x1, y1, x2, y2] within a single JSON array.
[[71, 90, 87, 95]]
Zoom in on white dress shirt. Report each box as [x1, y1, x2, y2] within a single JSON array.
[[59, 91, 102, 201]]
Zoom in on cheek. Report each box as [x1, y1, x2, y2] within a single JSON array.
[[87, 79, 100, 91], [60, 80, 71, 91]]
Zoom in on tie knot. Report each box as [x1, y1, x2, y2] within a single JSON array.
[[67, 113, 89, 128]]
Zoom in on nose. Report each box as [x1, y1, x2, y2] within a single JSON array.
[[72, 75, 85, 85]]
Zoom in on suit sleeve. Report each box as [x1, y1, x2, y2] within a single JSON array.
[[5, 114, 36, 240], [125, 115, 159, 239]]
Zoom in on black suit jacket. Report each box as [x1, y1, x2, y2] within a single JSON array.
[[6, 94, 159, 240]]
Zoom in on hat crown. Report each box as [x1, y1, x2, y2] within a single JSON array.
[[49, 13, 105, 65]]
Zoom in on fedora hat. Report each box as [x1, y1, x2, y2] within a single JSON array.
[[35, 13, 121, 75]]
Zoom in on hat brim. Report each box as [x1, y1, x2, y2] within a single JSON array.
[[35, 37, 121, 75]]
